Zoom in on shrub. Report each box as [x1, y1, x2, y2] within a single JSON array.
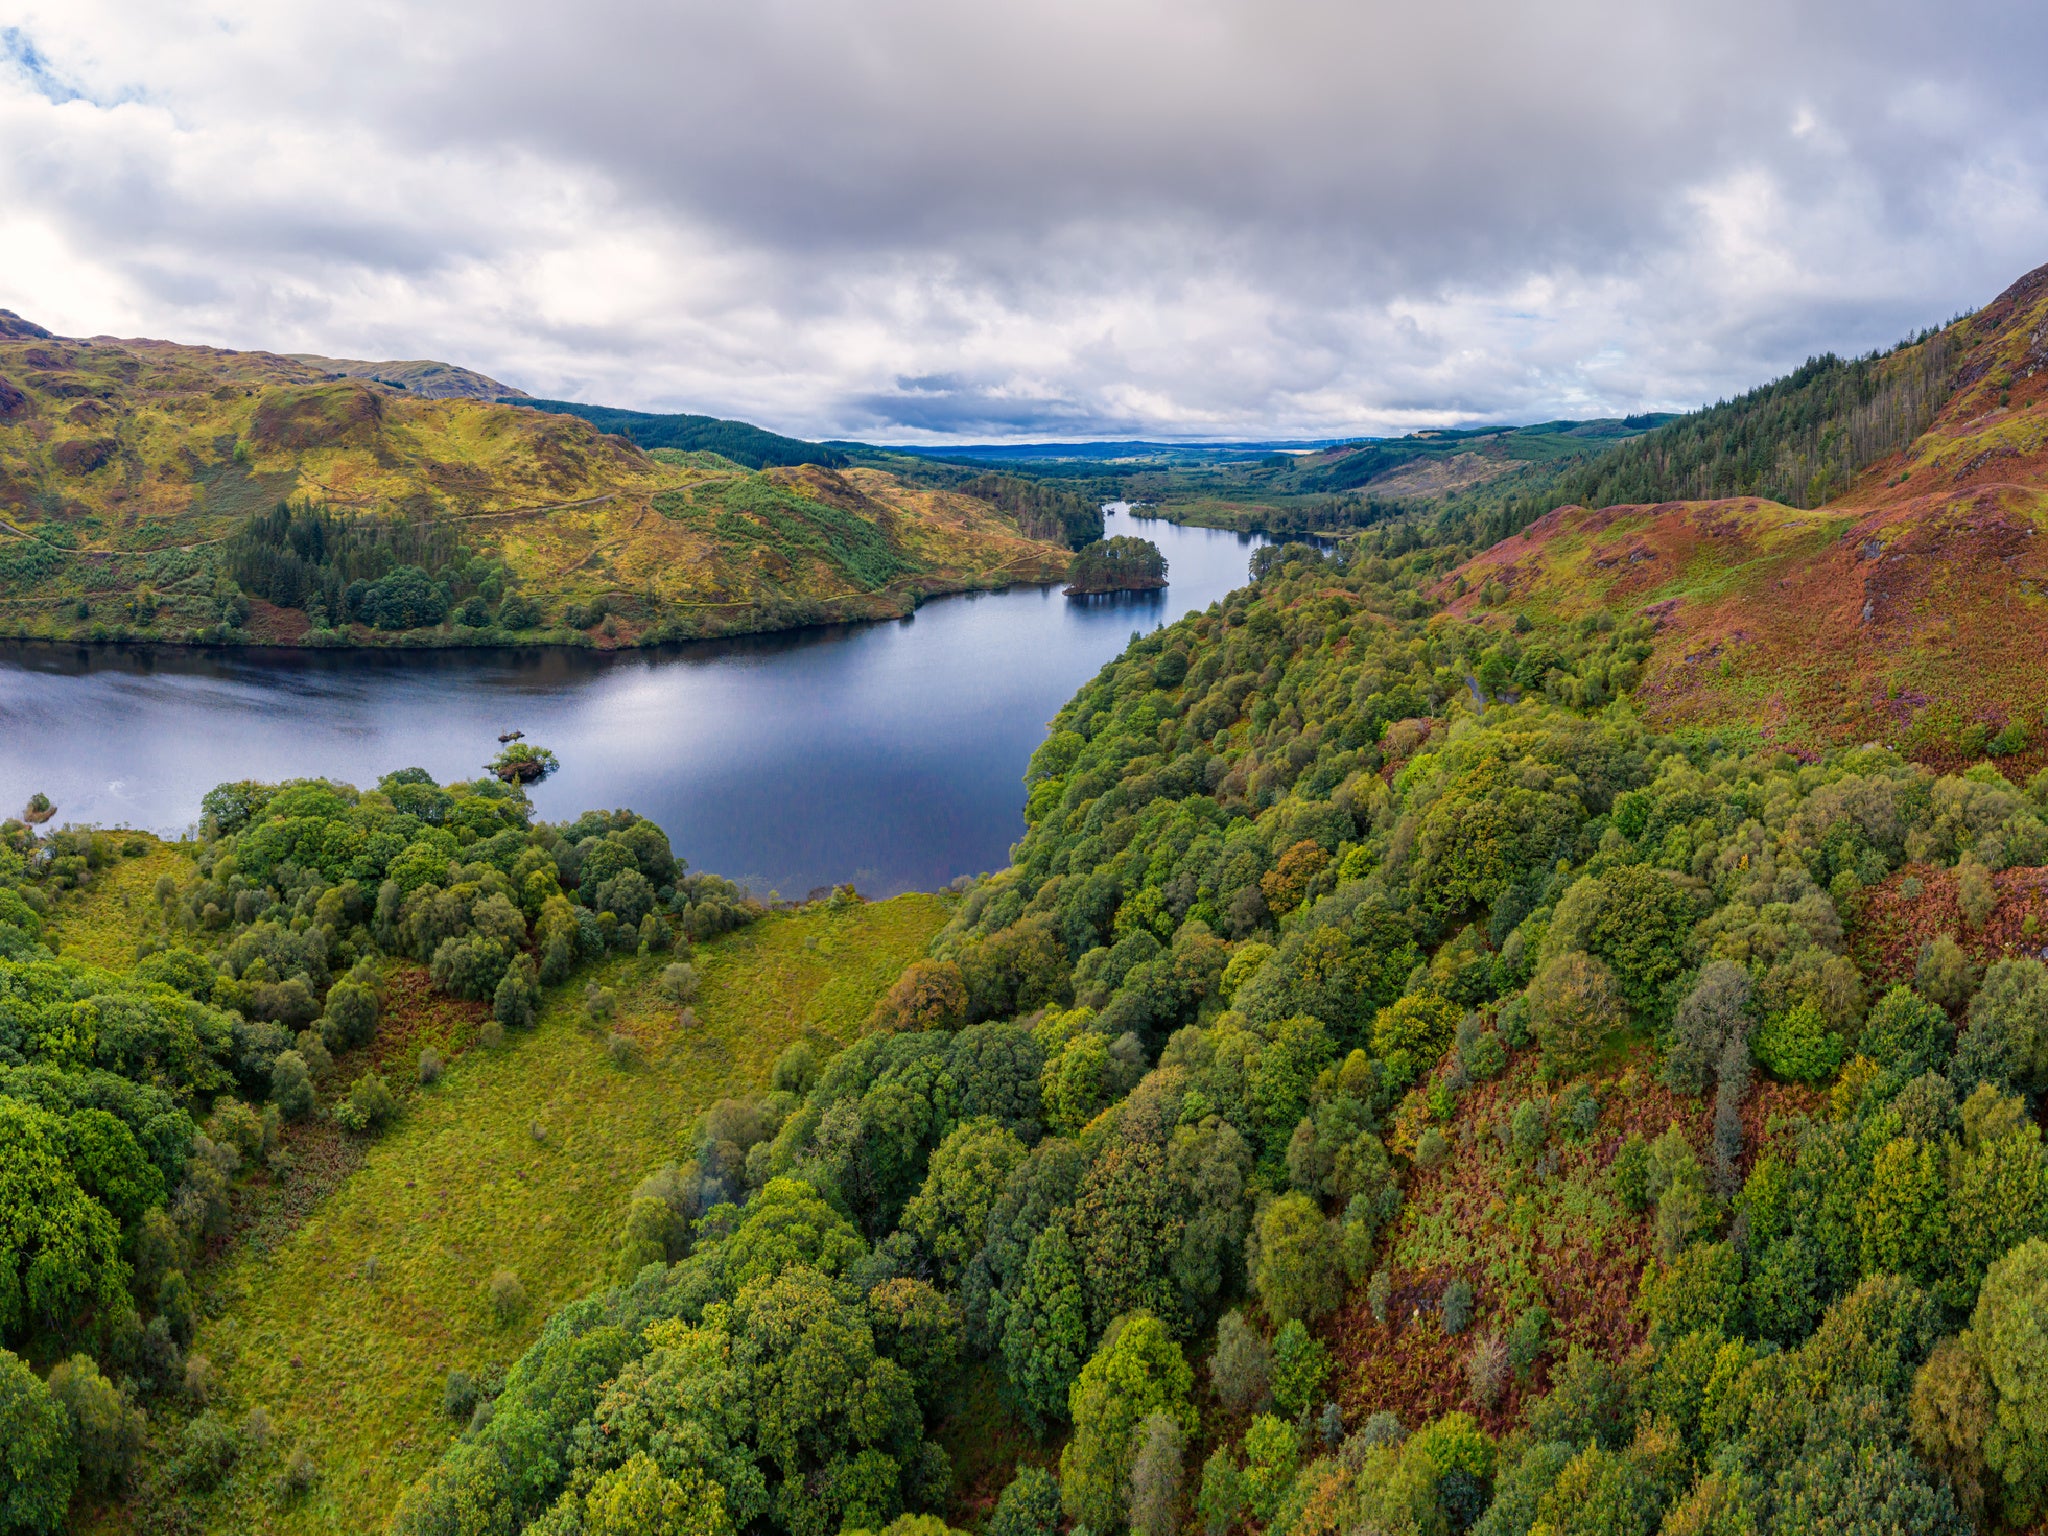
[[0, 1351, 74, 1531], [871, 959, 969, 1032], [1372, 993, 1462, 1088], [1926, 1239, 2048, 1525], [492, 952, 539, 1031], [1128, 1412, 1187, 1536], [1959, 858, 1998, 930], [486, 1268, 527, 1324], [1862, 985, 1953, 1080], [1367, 1267, 1393, 1326], [477, 1017, 506, 1050], [1663, 959, 1752, 1095], [1240, 1414, 1302, 1522], [294, 1027, 334, 1081], [660, 961, 700, 1007], [1416, 1126, 1449, 1169], [418, 1047, 444, 1085], [277, 1444, 318, 1499], [1955, 958, 2048, 1098], [432, 933, 510, 1001], [584, 984, 615, 1023], [1917, 934, 1979, 1011], [1271, 1320, 1331, 1418], [539, 927, 577, 984], [270, 1049, 315, 1119], [1507, 1304, 1550, 1378], [1441, 1278, 1475, 1336], [1197, 1449, 1243, 1536], [1060, 1314, 1196, 1532], [1752, 1001, 1845, 1084], [321, 979, 379, 1050], [177, 1409, 239, 1491], [1209, 1308, 1273, 1415], [1555, 1080, 1599, 1140], [1252, 1193, 1344, 1325], [1611, 1133, 1653, 1212], [1510, 1097, 1548, 1162], [1467, 1333, 1510, 1408], [208, 1097, 265, 1163], [335, 1071, 397, 1134], [442, 1369, 477, 1421], [1462, 1028, 1508, 1080], [606, 1031, 641, 1068], [48, 1354, 141, 1495], [772, 1040, 819, 1094], [987, 1465, 1062, 1536]]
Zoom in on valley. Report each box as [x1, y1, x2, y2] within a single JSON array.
[[8, 261, 2048, 1536]]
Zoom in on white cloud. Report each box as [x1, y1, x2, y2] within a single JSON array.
[[1, 0, 2045, 441]]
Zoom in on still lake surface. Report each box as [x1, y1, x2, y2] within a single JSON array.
[[0, 508, 1263, 897]]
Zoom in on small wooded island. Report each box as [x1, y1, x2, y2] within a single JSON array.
[[1064, 533, 1168, 595]]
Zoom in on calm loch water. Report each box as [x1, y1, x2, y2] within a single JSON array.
[[0, 509, 1263, 897]]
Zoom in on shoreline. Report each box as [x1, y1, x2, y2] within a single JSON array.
[[0, 565, 1073, 654]]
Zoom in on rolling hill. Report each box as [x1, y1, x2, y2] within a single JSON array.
[[1438, 259, 2048, 764], [0, 321, 1073, 646]]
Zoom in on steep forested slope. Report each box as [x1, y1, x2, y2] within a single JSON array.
[[376, 526, 2048, 1536]]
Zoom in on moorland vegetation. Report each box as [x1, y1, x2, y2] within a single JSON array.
[[0, 329, 1078, 648]]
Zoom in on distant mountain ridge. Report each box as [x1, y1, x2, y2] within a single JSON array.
[[284, 354, 529, 401]]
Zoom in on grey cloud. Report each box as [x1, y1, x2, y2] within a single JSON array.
[[2, 0, 2046, 440]]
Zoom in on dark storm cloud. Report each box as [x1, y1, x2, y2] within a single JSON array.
[[3, 1, 2046, 438]]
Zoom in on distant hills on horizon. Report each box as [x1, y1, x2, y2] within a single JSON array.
[[0, 304, 1700, 470]]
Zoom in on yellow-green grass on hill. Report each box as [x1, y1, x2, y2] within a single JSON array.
[[110, 892, 946, 1536], [39, 837, 188, 971], [0, 328, 1072, 647]]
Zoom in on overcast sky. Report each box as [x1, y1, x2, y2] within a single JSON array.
[[4, 2, 2046, 442]]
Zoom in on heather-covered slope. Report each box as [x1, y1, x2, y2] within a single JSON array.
[[1441, 262, 2048, 763]]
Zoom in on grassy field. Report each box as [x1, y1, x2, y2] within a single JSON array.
[[40, 838, 186, 970], [100, 892, 946, 1535]]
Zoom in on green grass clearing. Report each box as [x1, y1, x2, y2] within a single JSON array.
[[120, 892, 945, 1535]]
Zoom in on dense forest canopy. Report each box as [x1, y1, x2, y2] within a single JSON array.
[[377, 526, 2048, 1536], [225, 502, 533, 631], [1066, 535, 1169, 594]]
